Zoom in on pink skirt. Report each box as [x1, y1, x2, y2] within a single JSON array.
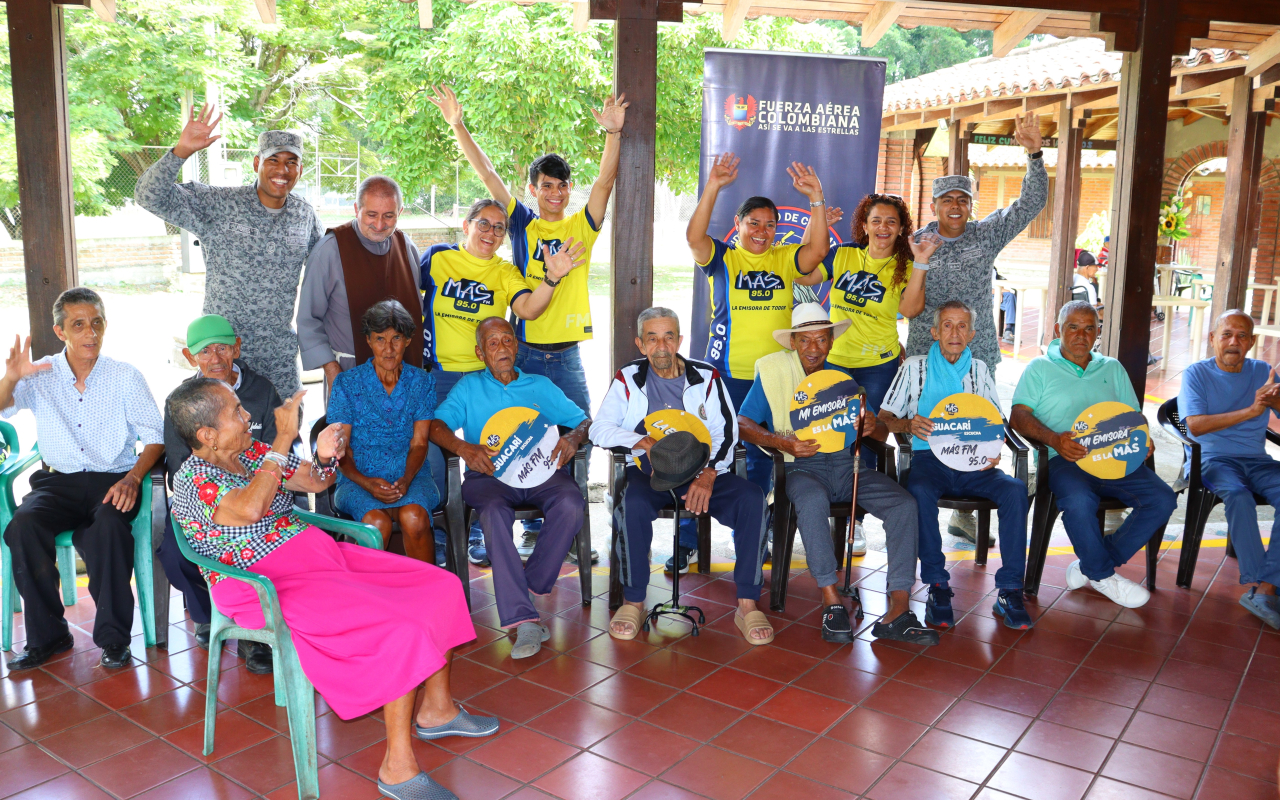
[[210, 526, 476, 720]]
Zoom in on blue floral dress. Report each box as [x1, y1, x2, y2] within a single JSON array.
[[328, 360, 439, 520]]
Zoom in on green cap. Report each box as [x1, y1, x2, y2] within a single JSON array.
[[186, 315, 237, 355]]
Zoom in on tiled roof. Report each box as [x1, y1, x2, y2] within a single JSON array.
[[884, 37, 1249, 113]]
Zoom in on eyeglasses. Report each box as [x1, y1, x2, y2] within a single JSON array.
[[196, 344, 234, 359], [470, 219, 508, 236]]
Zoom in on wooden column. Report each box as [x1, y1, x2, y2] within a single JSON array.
[[1212, 75, 1265, 325], [608, 2, 658, 372], [947, 123, 969, 177], [1100, 1, 1177, 405], [8, 0, 77, 357], [1044, 102, 1084, 346]]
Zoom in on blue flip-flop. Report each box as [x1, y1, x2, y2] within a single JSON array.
[[413, 705, 499, 741], [378, 771, 456, 800]]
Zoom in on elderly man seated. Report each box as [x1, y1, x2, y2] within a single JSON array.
[[736, 304, 933, 645], [1010, 300, 1175, 608], [592, 307, 773, 646], [162, 314, 283, 671], [879, 300, 1032, 630], [2, 288, 164, 670], [1179, 310, 1280, 628], [429, 318, 589, 660]]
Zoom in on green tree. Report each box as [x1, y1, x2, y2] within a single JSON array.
[[826, 22, 992, 84]]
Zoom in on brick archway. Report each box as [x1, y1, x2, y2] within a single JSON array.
[[1161, 141, 1280, 313]]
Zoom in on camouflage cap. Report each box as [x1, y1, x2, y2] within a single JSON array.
[[932, 174, 974, 198], [257, 130, 304, 160]]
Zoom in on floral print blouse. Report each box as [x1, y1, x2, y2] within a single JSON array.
[[171, 440, 303, 585]]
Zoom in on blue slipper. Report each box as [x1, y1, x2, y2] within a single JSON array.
[[1240, 587, 1280, 630], [378, 772, 456, 800], [413, 706, 499, 741]]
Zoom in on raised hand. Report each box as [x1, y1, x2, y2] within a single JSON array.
[[910, 231, 943, 263], [825, 206, 844, 228], [5, 336, 51, 384], [1012, 113, 1042, 154], [706, 153, 739, 190], [544, 238, 587, 281], [315, 422, 346, 462], [1253, 369, 1280, 415], [426, 84, 463, 127], [592, 93, 629, 134], [173, 103, 223, 159], [787, 161, 825, 202], [273, 390, 306, 447]]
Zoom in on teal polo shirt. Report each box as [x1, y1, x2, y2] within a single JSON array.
[[434, 367, 587, 444], [1010, 340, 1140, 459]]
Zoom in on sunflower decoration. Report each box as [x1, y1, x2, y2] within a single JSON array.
[[1158, 199, 1191, 241]]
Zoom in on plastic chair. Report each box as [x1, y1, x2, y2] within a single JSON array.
[[1, 422, 167, 651], [1157, 397, 1277, 588], [171, 509, 381, 800], [1023, 442, 1167, 595]]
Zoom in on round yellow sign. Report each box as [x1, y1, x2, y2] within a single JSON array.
[[479, 406, 560, 488], [788, 369, 862, 453], [926, 392, 1006, 471], [1071, 401, 1150, 480], [632, 409, 713, 469]]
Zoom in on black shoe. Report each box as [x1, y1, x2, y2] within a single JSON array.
[[194, 623, 211, 650], [821, 604, 854, 643], [5, 632, 74, 671], [239, 641, 274, 675], [663, 547, 696, 575], [925, 582, 955, 628], [872, 611, 940, 646], [99, 644, 132, 669]]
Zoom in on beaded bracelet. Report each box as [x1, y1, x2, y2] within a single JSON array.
[[311, 450, 339, 480]]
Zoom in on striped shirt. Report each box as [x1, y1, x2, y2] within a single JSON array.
[[880, 354, 1002, 421]]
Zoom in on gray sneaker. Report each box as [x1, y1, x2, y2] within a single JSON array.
[[947, 510, 977, 544], [849, 523, 867, 556], [566, 546, 599, 565], [517, 530, 538, 558]]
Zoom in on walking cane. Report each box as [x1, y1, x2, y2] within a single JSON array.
[[840, 391, 867, 605]]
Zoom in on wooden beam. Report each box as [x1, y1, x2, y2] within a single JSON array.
[[1046, 103, 1084, 347], [610, 2, 658, 373], [589, 0, 681, 22], [572, 1, 590, 30], [722, 0, 750, 42], [1068, 87, 1118, 108], [860, 1, 903, 48], [1082, 113, 1115, 138], [418, 0, 432, 28], [1213, 76, 1265, 325], [1101, 0, 1176, 402], [947, 123, 968, 177], [1254, 85, 1280, 113], [993, 10, 1047, 57], [950, 102, 986, 121], [1175, 66, 1245, 95], [984, 98, 1024, 116], [1254, 63, 1280, 89], [1246, 31, 1280, 78], [253, 0, 277, 25], [8, 0, 78, 358], [87, 0, 113, 22]]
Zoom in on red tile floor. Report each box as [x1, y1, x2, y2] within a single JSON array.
[[2, 539, 1278, 800]]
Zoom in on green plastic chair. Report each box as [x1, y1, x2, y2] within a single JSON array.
[[0, 422, 164, 652], [171, 509, 382, 800]]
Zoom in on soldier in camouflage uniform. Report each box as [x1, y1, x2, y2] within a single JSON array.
[[136, 104, 324, 396]]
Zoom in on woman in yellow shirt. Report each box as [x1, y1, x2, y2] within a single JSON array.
[[796, 193, 939, 415]]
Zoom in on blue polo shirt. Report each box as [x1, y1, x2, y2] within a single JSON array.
[[434, 367, 587, 444], [1178, 358, 1278, 461]]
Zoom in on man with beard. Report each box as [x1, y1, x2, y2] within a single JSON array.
[[135, 104, 324, 397], [298, 175, 424, 398]]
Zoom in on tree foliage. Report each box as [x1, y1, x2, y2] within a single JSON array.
[[827, 22, 993, 84]]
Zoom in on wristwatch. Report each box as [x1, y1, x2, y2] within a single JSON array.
[[1030, 151, 1043, 160]]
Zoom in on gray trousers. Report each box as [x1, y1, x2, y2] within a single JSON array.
[[785, 452, 918, 592]]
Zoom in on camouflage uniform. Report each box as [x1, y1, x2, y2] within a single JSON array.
[[135, 150, 323, 396], [905, 155, 1049, 368]]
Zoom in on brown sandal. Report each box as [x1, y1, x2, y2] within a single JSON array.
[[609, 605, 646, 640], [734, 610, 775, 645]]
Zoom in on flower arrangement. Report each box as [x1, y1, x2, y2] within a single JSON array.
[[1158, 198, 1191, 241]]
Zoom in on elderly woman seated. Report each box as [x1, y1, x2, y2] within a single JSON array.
[[328, 300, 438, 562], [166, 378, 495, 800]]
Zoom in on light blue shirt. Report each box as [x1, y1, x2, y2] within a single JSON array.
[[1179, 358, 1277, 461], [434, 367, 587, 444], [2, 352, 163, 473]]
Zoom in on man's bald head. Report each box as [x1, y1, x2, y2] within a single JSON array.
[[1215, 309, 1254, 335], [475, 316, 514, 345], [475, 317, 519, 380]]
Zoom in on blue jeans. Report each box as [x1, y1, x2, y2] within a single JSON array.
[[1202, 455, 1280, 586], [429, 368, 483, 544], [906, 450, 1029, 590], [1001, 291, 1017, 329], [1047, 458, 1176, 582], [515, 342, 592, 535]]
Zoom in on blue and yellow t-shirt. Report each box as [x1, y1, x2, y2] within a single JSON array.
[[698, 239, 803, 379], [420, 244, 532, 372], [823, 244, 915, 369], [506, 198, 601, 345]]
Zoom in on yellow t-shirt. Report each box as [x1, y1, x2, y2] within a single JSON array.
[[421, 244, 532, 372], [505, 198, 601, 345], [697, 240, 803, 380], [822, 244, 914, 369]]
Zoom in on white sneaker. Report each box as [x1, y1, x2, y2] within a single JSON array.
[[517, 530, 538, 558], [1089, 573, 1150, 608], [850, 523, 867, 556], [1065, 560, 1089, 590]]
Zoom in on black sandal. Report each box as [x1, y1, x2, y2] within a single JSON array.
[[872, 611, 940, 646], [821, 604, 854, 643]]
